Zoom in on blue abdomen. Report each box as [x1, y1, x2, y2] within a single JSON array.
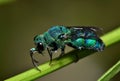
[[68, 27, 105, 51]]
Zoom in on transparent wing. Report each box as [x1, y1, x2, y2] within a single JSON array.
[[66, 26, 103, 35]]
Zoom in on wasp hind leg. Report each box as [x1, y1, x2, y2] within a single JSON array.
[[59, 46, 65, 57], [57, 46, 65, 60]]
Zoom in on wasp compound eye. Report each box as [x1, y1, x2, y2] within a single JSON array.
[[37, 43, 44, 53]]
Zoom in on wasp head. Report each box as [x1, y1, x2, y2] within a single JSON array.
[[33, 35, 46, 54]]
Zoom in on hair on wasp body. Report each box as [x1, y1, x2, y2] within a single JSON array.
[[30, 25, 105, 71]]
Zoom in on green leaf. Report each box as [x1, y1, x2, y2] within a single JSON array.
[[97, 60, 120, 81]]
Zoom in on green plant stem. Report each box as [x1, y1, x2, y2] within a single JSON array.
[[97, 60, 120, 81], [5, 27, 120, 81], [101, 27, 120, 46]]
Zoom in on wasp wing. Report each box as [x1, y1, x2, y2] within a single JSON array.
[[66, 26, 103, 35], [66, 26, 104, 41]]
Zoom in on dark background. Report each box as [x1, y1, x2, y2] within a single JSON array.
[[0, 0, 120, 81]]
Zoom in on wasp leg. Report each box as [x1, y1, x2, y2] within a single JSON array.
[[59, 46, 65, 57], [30, 52, 41, 71], [57, 46, 65, 60], [47, 47, 53, 65]]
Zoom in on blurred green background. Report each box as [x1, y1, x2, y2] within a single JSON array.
[[0, 0, 120, 81]]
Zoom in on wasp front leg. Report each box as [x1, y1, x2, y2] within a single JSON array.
[[30, 48, 41, 71]]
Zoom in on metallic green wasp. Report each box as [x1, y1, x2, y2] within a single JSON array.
[[30, 26, 105, 70]]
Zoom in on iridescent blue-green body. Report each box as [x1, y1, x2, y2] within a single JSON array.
[[30, 25, 105, 70], [67, 26, 105, 51], [30, 26, 71, 70]]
